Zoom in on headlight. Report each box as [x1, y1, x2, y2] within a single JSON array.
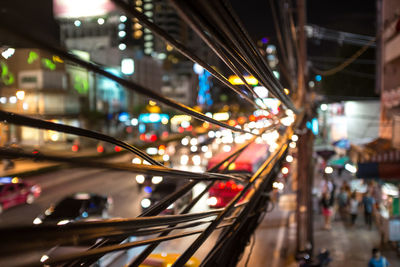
[[141, 198, 151, 208], [151, 176, 163, 184], [136, 175, 145, 184], [40, 255, 49, 263], [167, 203, 174, 210], [57, 220, 70, 225], [33, 217, 42, 225], [207, 197, 218, 206], [132, 157, 142, 164]]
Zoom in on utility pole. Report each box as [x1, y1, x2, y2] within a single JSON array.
[[296, 0, 314, 256]]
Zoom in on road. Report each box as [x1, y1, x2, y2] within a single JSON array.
[[0, 132, 292, 267]]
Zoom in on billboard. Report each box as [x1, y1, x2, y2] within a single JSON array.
[[53, 0, 116, 19]]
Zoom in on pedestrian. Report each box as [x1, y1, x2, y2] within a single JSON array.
[[349, 192, 359, 225], [337, 187, 349, 221], [368, 248, 389, 267], [363, 191, 375, 229], [321, 192, 332, 230]]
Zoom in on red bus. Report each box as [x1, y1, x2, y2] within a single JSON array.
[[206, 143, 269, 208]]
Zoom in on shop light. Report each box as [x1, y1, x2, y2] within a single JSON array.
[[1, 48, 15, 59], [118, 43, 127, 51], [324, 166, 333, 174], [97, 18, 105, 25], [344, 163, 357, 174], [180, 155, 189, 165], [286, 155, 293, 163], [136, 175, 145, 184], [151, 176, 163, 184], [228, 75, 258, 85], [121, 58, 134, 75], [9, 96, 17, 104], [131, 118, 138, 126]]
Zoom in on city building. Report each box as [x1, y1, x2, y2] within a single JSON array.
[[377, 0, 400, 148], [0, 48, 80, 146]]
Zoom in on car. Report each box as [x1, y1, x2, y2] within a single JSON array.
[[0, 176, 41, 214], [206, 143, 269, 208], [33, 192, 112, 225], [140, 181, 191, 215]]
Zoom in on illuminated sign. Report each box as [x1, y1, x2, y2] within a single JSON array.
[[0, 61, 15, 86], [197, 67, 213, 107], [139, 113, 169, 123], [171, 115, 192, 124], [228, 75, 258, 85], [53, 0, 116, 18], [27, 51, 39, 64]]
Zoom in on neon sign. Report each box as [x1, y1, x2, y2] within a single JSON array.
[[139, 113, 169, 123]]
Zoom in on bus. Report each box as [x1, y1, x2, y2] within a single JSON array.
[[206, 143, 270, 208]]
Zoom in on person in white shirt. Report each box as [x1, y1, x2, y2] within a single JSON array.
[[349, 192, 359, 225]]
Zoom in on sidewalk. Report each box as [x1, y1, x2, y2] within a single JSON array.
[[312, 167, 400, 266], [313, 210, 399, 266], [237, 193, 297, 267]]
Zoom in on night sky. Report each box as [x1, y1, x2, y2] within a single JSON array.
[[1, 0, 378, 98]]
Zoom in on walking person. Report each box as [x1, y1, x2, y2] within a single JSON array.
[[368, 248, 389, 267], [321, 192, 333, 230], [337, 187, 349, 221], [363, 191, 375, 229], [349, 192, 359, 226]]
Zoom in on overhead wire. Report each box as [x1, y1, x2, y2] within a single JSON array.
[[312, 37, 376, 76]]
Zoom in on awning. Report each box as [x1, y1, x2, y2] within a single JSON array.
[[328, 156, 350, 167], [356, 162, 400, 181]]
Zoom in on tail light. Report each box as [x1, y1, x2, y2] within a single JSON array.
[[72, 145, 79, 152], [97, 146, 104, 153], [218, 182, 226, 189], [114, 146, 122, 152], [31, 185, 41, 195], [149, 134, 157, 142]]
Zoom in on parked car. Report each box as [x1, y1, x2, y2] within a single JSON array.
[[0, 176, 41, 214], [33, 192, 112, 225]]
